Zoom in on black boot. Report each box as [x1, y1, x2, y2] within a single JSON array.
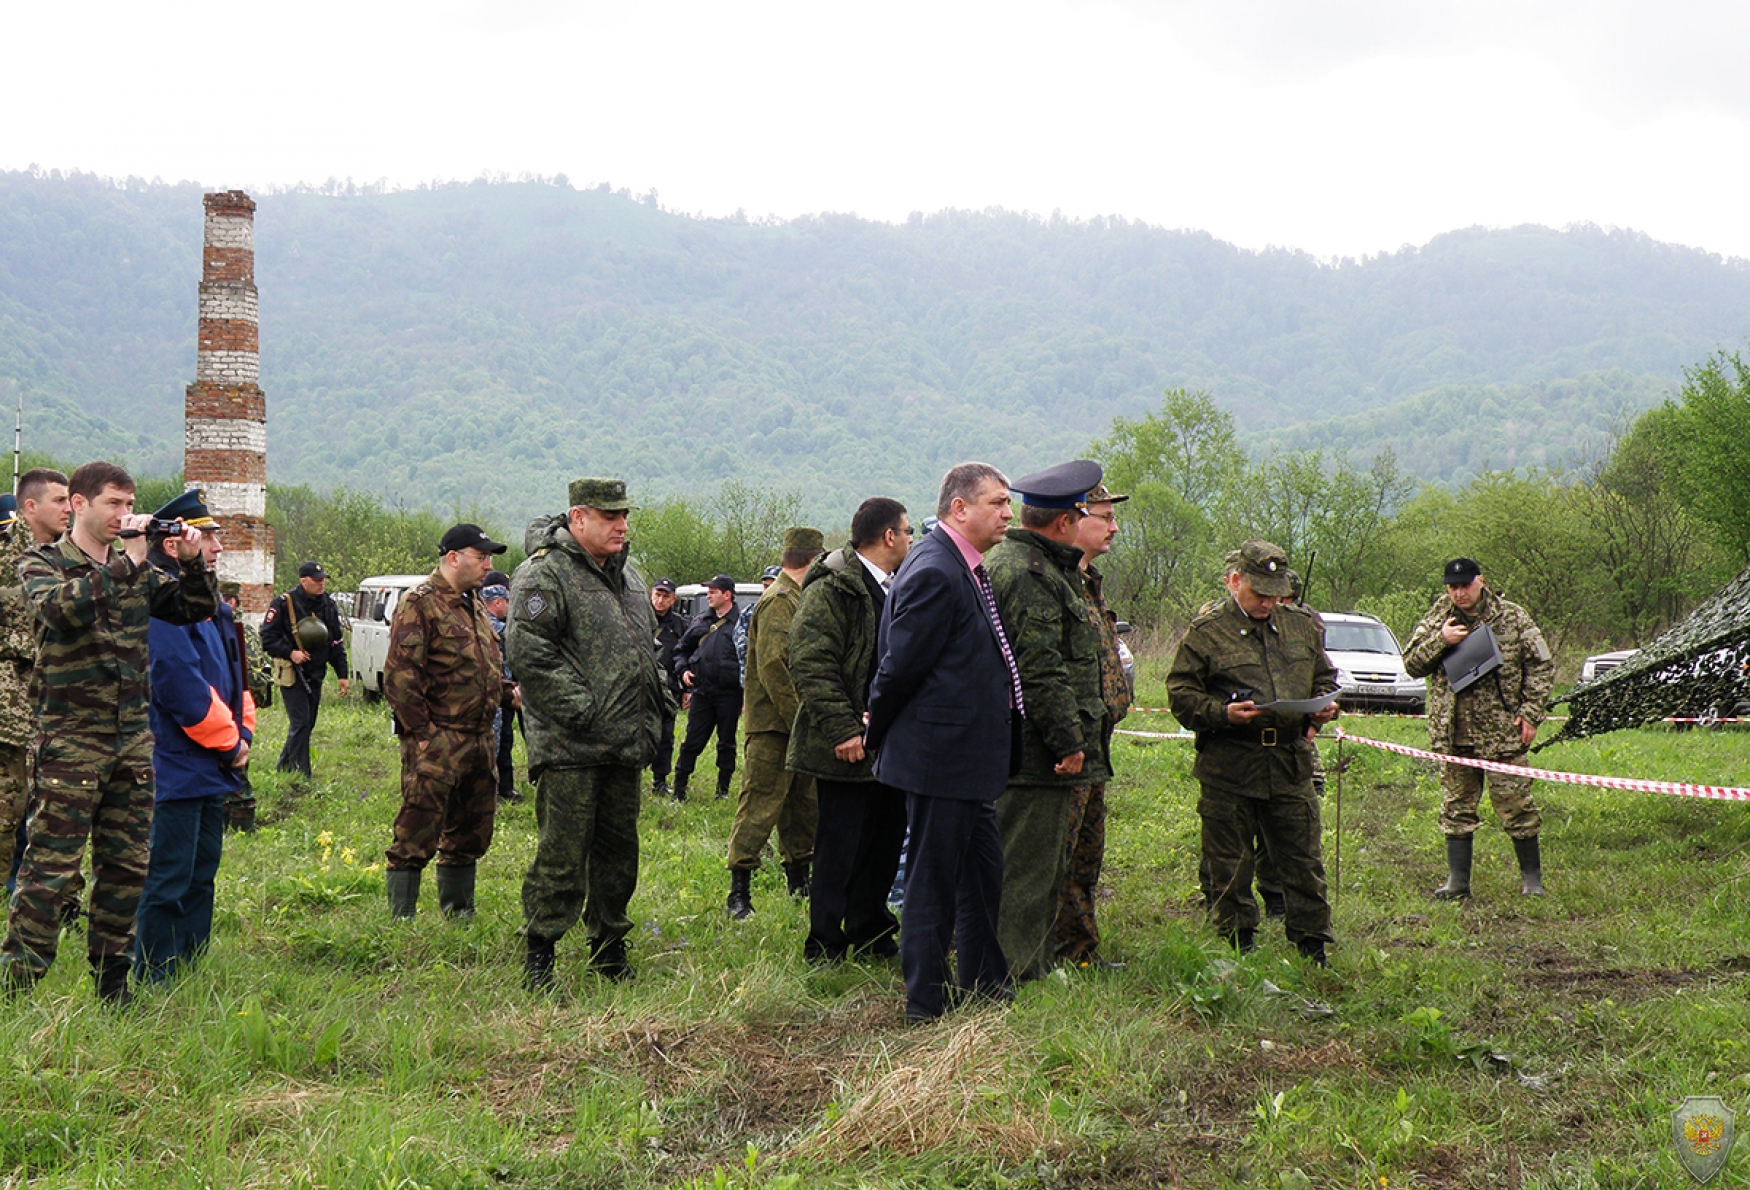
[[715, 773, 732, 801], [652, 775, 671, 797], [435, 863, 476, 919], [93, 956, 132, 1007], [1432, 836, 1473, 901], [1261, 888, 1286, 919], [386, 868, 421, 920], [672, 773, 690, 803], [785, 860, 811, 899], [1297, 938, 1328, 967], [1225, 928, 1256, 954], [1514, 835, 1545, 897], [590, 936, 635, 983], [727, 868, 755, 920], [524, 934, 557, 993]]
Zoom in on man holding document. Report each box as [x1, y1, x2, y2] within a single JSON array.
[[1168, 540, 1340, 964], [1404, 558, 1555, 900]]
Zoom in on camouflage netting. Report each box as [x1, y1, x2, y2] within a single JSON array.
[[1542, 563, 1750, 747]]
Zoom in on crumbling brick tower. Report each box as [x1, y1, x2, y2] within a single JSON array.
[[185, 190, 273, 613]]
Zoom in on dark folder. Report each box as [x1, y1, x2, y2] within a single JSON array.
[[1442, 622, 1503, 693]]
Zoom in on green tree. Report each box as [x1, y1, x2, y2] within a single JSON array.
[[1659, 350, 1750, 563]]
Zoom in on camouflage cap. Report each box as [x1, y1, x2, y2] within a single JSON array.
[[784, 526, 825, 553], [1236, 539, 1293, 597], [568, 477, 634, 512], [218, 580, 242, 599]]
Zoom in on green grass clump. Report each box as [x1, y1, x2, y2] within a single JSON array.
[[3, 680, 1750, 1187]]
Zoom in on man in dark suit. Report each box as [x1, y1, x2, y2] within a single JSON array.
[[866, 461, 1023, 1022]]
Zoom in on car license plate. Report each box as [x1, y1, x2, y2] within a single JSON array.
[[1356, 684, 1392, 696]]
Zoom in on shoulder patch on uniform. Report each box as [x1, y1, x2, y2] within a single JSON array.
[[262, 606, 277, 624], [1527, 626, 1552, 662], [519, 590, 551, 621], [1027, 546, 1048, 576]]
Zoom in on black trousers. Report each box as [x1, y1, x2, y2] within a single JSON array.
[[652, 707, 678, 781], [496, 710, 515, 795], [276, 676, 323, 777], [807, 778, 907, 961], [674, 687, 741, 783], [899, 793, 1010, 1020]]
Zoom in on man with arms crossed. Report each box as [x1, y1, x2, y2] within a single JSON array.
[[867, 463, 1023, 1021]]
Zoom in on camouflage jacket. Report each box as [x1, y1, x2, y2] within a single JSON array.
[[241, 617, 273, 709], [0, 530, 39, 748], [1403, 586, 1554, 757], [786, 546, 881, 782], [742, 570, 804, 735], [21, 535, 217, 738], [986, 527, 1110, 786], [1167, 595, 1336, 799], [506, 515, 669, 776], [1083, 562, 1130, 726], [384, 569, 507, 737]]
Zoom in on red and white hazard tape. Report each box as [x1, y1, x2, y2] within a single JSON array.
[[1127, 706, 1742, 725], [1333, 728, 1750, 803]]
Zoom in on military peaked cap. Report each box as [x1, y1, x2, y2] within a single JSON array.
[[1011, 459, 1103, 510], [153, 488, 219, 529], [1083, 481, 1128, 505], [569, 477, 634, 512], [0, 494, 16, 529]]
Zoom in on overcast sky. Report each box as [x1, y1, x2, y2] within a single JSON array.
[[6, 0, 1748, 260]]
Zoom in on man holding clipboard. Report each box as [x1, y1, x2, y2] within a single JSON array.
[[1404, 558, 1556, 900]]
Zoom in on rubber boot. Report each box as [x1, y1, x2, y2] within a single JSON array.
[[1225, 928, 1256, 955], [672, 773, 689, 803], [1297, 938, 1328, 967], [727, 868, 755, 920], [386, 868, 421, 920], [93, 955, 132, 1007], [524, 934, 557, 993], [715, 773, 732, 801], [1514, 835, 1545, 897], [785, 860, 812, 899], [590, 936, 635, 983], [1432, 836, 1473, 901], [435, 863, 477, 919]]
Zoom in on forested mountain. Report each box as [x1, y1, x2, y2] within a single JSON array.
[[3, 169, 1748, 524]]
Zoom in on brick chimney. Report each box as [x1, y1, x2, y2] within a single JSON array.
[[185, 190, 274, 612]]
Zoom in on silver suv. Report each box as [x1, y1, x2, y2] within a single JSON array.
[[1322, 611, 1426, 713]]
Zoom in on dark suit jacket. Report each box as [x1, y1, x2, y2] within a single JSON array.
[[867, 526, 1014, 801]]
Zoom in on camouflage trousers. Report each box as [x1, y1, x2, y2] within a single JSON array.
[[997, 782, 1079, 983], [0, 742, 25, 881], [1199, 785, 1332, 945], [386, 727, 498, 871], [1053, 781, 1107, 963], [2, 731, 156, 977], [224, 768, 257, 833], [727, 731, 817, 870], [1439, 748, 1540, 839], [522, 764, 640, 948]]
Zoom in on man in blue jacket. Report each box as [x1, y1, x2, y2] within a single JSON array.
[[866, 462, 1021, 1022], [136, 492, 254, 985]]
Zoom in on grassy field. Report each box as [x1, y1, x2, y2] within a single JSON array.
[[3, 671, 1750, 1189]]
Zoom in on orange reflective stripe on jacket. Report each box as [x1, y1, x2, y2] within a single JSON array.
[[183, 687, 241, 752]]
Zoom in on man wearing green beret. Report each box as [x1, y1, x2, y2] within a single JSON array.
[[724, 527, 825, 919], [506, 478, 671, 990], [1168, 539, 1341, 965]]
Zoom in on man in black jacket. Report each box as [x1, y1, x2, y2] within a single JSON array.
[[673, 574, 742, 801], [649, 578, 688, 797], [261, 561, 349, 778]]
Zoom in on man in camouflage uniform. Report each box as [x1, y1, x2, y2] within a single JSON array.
[[725, 527, 824, 919], [986, 460, 1111, 983], [1404, 558, 1555, 899], [382, 524, 515, 920], [1054, 481, 1131, 967], [1169, 539, 1339, 964], [1, 461, 216, 1003], [0, 496, 38, 885], [5, 469, 69, 888], [791, 498, 911, 963], [507, 479, 669, 990]]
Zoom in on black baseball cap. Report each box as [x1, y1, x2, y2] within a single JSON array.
[[298, 561, 327, 580], [1444, 558, 1482, 586], [704, 574, 736, 591], [653, 578, 677, 593], [439, 523, 508, 556]]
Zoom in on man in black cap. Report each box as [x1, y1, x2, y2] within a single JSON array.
[[1168, 539, 1341, 964], [381, 524, 517, 919], [984, 459, 1111, 982], [261, 560, 350, 779], [672, 574, 744, 801], [1404, 558, 1555, 899], [648, 578, 687, 797]]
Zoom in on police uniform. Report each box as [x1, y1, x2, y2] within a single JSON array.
[[986, 460, 1111, 982], [382, 525, 512, 920], [261, 561, 348, 778], [672, 576, 743, 800], [649, 579, 687, 795], [1403, 558, 1555, 898], [1167, 540, 1338, 962]]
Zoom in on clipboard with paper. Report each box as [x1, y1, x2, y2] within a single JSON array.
[[1442, 622, 1503, 693]]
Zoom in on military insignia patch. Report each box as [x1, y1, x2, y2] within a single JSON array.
[[521, 590, 550, 621], [1673, 1096, 1735, 1183]]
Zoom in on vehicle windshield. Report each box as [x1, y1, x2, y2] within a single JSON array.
[[1325, 622, 1401, 656]]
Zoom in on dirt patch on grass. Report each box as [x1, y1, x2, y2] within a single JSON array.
[[1517, 956, 1703, 999]]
